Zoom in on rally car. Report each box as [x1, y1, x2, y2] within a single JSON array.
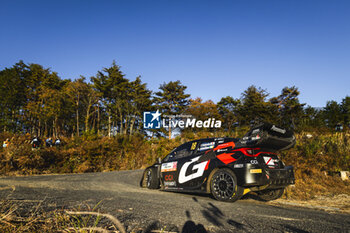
[[140, 123, 296, 202]]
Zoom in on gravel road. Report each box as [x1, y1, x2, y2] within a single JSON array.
[[0, 170, 349, 232]]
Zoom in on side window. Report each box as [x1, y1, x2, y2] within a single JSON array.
[[172, 142, 193, 159], [197, 140, 215, 152], [164, 142, 197, 161]]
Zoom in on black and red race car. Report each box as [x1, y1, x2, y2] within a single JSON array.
[[140, 123, 296, 202]]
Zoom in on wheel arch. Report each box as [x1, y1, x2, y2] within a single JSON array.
[[140, 165, 159, 188], [205, 166, 238, 193]]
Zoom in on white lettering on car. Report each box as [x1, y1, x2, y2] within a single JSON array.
[[178, 156, 208, 184]]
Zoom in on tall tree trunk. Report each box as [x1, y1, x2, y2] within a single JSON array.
[[76, 95, 80, 137], [129, 118, 136, 135], [119, 113, 123, 135], [85, 101, 92, 132], [123, 115, 128, 135], [38, 120, 41, 137], [168, 117, 172, 139], [108, 109, 111, 137], [76, 108, 79, 137], [92, 111, 96, 133], [97, 105, 100, 135], [53, 119, 56, 137]]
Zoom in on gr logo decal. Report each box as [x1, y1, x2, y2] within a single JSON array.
[[178, 156, 208, 184], [164, 175, 173, 181]]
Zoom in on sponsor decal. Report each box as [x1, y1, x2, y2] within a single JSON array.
[[250, 169, 262, 173], [198, 142, 215, 151], [161, 162, 177, 172], [165, 187, 183, 190], [178, 156, 209, 184], [164, 174, 174, 181], [271, 125, 286, 134], [217, 148, 229, 152], [263, 156, 278, 167], [234, 163, 244, 168], [143, 110, 162, 129], [164, 181, 176, 186], [252, 129, 260, 134], [250, 160, 258, 165]]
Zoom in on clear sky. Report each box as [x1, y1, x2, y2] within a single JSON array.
[[1, 0, 349, 107]]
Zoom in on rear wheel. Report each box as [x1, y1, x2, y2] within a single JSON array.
[[142, 167, 159, 189], [210, 168, 243, 202], [257, 188, 284, 201]]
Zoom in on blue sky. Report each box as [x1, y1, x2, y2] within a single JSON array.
[[1, 0, 349, 107]]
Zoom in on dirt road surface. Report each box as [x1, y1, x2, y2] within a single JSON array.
[[0, 170, 349, 232]]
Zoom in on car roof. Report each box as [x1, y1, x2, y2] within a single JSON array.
[[186, 137, 239, 144]]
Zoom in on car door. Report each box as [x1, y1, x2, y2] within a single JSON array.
[[176, 139, 215, 189], [160, 141, 198, 189]]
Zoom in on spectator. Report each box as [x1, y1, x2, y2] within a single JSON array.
[[3, 138, 10, 148], [54, 138, 61, 147], [31, 136, 41, 150], [46, 137, 53, 147]]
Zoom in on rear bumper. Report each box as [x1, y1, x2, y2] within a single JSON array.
[[265, 166, 295, 189], [236, 164, 295, 188]]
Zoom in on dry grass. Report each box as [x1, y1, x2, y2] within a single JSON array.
[[1, 131, 349, 202], [0, 190, 125, 233]]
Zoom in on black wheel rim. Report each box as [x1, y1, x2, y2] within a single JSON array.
[[146, 170, 152, 187], [213, 171, 235, 199]]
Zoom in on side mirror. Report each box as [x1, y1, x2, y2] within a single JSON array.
[[157, 157, 162, 164]]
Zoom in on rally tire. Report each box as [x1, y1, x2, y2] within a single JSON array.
[[210, 168, 243, 202], [142, 167, 160, 189], [257, 188, 285, 201]]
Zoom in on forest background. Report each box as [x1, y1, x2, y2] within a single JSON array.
[[0, 60, 349, 200]]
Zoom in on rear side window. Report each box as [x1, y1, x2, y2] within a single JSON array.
[[197, 140, 215, 152]]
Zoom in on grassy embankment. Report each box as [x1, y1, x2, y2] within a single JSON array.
[[0, 131, 349, 200]]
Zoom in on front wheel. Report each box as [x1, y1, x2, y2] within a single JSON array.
[[141, 167, 159, 189], [210, 168, 243, 202], [257, 188, 284, 201]]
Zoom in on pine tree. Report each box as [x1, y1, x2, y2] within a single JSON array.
[[154, 81, 190, 138], [217, 96, 240, 132], [237, 85, 277, 126], [270, 86, 305, 129]]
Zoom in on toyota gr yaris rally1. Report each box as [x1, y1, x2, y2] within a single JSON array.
[[140, 123, 295, 202]]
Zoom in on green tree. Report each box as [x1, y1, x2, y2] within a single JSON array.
[[341, 96, 350, 128], [324, 100, 342, 129], [270, 86, 305, 129], [91, 61, 129, 137], [127, 77, 152, 135], [0, 63, 27, 132], [236, 85, 277, 126], [154, 81, 190, 138], [217, 96, 240, 132], [185, 98, 222, 132]]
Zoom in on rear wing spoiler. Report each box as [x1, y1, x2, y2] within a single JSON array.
[[236, 123, 296, 151]]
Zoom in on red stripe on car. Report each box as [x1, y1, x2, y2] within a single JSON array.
[[213, 141, 235, 151], [217, 153, 236, 164], [204, 160, 210, 170]]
